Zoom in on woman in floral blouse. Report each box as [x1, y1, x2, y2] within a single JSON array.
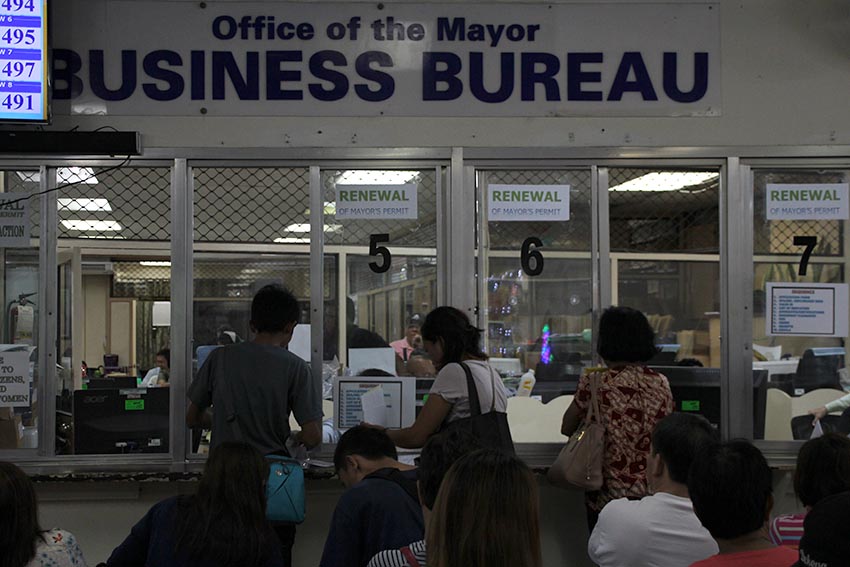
[[560, 306, 674, 531], [0, 461, 87, 567]]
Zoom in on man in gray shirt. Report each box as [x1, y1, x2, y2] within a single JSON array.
[[187, 284, 323, 566]]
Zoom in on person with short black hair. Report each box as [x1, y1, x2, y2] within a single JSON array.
[[770, 433, 850, 546], [367, 429, 485, 567], [560, 306, 673, 530], [0, 461, 87, 567], [794, 491, 850, 567], [321, 426, 424, 567], [374, 306, 510, 450], [106, 443, 283, 567], [186, 284, 323, 566], [688, 440, 798, 566], [141, 348, 170, 388], [588, 413, 719, 567]]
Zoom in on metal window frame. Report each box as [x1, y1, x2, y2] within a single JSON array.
[[6, 147, 850, 471]]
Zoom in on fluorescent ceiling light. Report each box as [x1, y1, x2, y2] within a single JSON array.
[[17, 167, 99, 185], [139, 261, 171, 267], [58, 198, 112, 212], [337, 170, 418, 185], [61, 220, 122, 231], [609, 172, 718, 192], [274, 237, 311, 244], [285, 223, 342, 233]]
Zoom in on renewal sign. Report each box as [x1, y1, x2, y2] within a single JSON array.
[[766, 183, 849, 221], [0, 193, 31, 247], [335, 184, 418, 219], [488, 184, 570, 222]]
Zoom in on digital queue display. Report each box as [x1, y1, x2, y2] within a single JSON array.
[[0, 0, 47, 122]]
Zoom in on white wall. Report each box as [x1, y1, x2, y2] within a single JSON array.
[[83, 275, 109, 367], [45, 1, 850, 150]]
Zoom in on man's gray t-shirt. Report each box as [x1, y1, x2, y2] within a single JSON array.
[[187, 342, 323, 455]]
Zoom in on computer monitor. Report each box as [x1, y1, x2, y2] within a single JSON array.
[[73, 388, 169, 454], [794, 347, 845, 393], [86, 376, 137, 389], [649, 366, 768, 439], [648, 344, 680, 365]]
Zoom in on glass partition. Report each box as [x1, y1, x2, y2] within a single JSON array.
[[55, 165, 172, 455], [477, 169, 594, 402], [753, 169, 849, 441], [0, 171, 41, 453]]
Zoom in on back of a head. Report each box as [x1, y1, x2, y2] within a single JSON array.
[[652, 412, 719, 485], [251, 284, 299, 334], [596, 306, 657, 363], [333, 425, 398, 472], [176, 443, 273, 567], [418, 429, 485, 510], [688, 440, 772, 541], [796, 491, 850, 567], [0, 461, 41, 567], [428, 449, 541, 567], [420, 306, 486, 365], [794, 433, 850, 508]]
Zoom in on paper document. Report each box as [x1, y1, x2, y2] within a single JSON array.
[[348, 347, 396, 375], [811, 420, 824, 439], [289, 324, 311, 362], [361, 386, 388, 427]]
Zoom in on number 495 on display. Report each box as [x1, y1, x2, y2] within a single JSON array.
[[2, 94, 33, 110]]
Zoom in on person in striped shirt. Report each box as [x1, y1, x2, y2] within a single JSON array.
[[769, 433, 850, 547], [367, 429, 484, 567]]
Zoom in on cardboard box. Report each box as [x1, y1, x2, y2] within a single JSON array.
[[0, 408, 23, 449]]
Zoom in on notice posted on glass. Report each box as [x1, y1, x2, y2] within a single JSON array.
[[338, 380, 403, 430], [766, 283, 849, 337], [0, 350, 31, 407]]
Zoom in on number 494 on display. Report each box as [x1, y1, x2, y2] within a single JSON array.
[[2, 94, 33, 110], [1, 0, 37, 12]]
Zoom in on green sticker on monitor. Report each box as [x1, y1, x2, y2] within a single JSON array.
[[681, 400, 700, 412], [125, 399, 145, 411]]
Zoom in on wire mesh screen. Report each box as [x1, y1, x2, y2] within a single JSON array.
[[349, 254, 437, 294], [55, 167, 170, 241], [479, 170, 592, 251], [194, 168, 310, 243], [192, 256, 334, 299], [322, 169, 438, 247], [753, 170, 845, 256], [608, 169, 719, 253], [3, 171, 41, 239], [112, 262, 171, 299]]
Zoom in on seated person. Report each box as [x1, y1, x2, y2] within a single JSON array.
[[770, 433, 850, 547], [794, 491, 850, 567], [390, 315, 422, 363], [106, 442, 282, 567], [688, 440, 798, 566], [321, 427, 424, 567], [141, 348, 170, 388], [588, 413, 719, 567], [809, 392, 850, 435], [367, 428, 484, 567], [0, 461, 87, 567]]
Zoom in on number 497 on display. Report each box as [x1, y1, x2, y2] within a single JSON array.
[[1, 0, 37, 12]]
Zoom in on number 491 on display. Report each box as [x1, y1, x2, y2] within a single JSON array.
[[2, 94, 33, 110], [1, 0, 37, 12]]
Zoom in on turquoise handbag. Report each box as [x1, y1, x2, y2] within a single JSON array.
[[265, 454, 306, 524]]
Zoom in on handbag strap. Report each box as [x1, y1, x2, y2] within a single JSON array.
[[219, 347, 245, 442], [459, 362, 483, 417], [400, 546, 421, 567], [584, 372, 603, 426]]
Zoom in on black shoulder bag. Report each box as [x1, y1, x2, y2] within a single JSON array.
[[442, 362, 515, 455]]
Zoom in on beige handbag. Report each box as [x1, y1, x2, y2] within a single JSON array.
[[547, 374, 605, 490]]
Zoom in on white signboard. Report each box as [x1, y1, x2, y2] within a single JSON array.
[[334, 376, 416, 430], [0, 350, 31, 407], [51, 2, 720, 117], [336, 184, 418, 220], [0, 194, 31, 247], [766, 184, 850, 220], [766, 283, 849, 337], [488, 184, 570, 222]]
